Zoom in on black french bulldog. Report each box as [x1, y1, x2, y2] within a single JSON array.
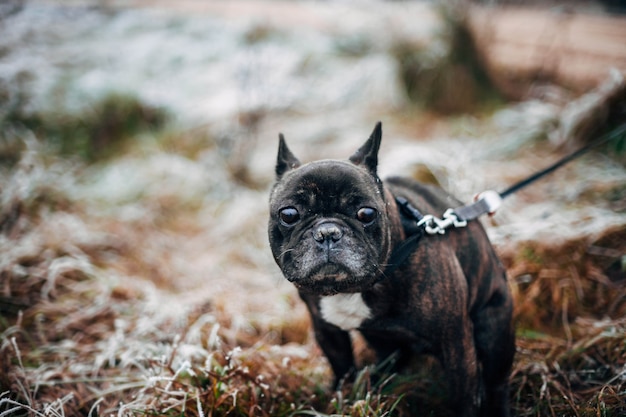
[[268, 122, 515, 417]]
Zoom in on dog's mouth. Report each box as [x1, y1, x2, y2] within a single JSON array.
[[311, 263, 350, 281], [289, 263, 376, 295]]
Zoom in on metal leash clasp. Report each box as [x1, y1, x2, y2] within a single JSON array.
[[417, 209, 467, 235]]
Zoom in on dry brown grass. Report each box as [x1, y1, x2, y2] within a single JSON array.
[[503, 227, 626, 417], [1, 138, 625, 417]]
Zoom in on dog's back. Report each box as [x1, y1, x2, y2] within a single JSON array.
[[381, 176, 515, 417]]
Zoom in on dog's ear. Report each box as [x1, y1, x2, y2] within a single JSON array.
[[276, 134, 301, 178], [349, 122, 382, 175]]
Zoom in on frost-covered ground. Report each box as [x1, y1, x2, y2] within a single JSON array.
[[1, 1, 625, 415], [4, 0, 623, 232]]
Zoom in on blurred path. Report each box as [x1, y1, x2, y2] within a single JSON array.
[[469, 6, 626, 97]]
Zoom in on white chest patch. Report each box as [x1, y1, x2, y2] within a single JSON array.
[[320, 293, 371, 331]]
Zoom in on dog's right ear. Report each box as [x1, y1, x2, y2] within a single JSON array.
[[349, 121, 382, 176], [276, 134, 301, 178]]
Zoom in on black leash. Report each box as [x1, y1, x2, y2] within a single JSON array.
[[499, 123, 626, 199], [454, 122, 626, 224], [384, 122, 626, 275]]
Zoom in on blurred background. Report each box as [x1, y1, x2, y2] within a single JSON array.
[[1, 0, 625, 415]]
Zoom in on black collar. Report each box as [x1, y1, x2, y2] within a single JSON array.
[[382, 196, 426, 276]]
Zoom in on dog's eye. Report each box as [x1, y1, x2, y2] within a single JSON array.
[[356, 207, 377, 224], [279, 207, 300, 226]]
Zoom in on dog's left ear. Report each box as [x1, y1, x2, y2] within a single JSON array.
[[276, 133, 301, 178], [349, 122, 382, 175]]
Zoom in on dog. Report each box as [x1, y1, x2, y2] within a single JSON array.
[[268, 122, 515, 417]]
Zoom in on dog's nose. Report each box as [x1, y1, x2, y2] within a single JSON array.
[[313, 223, 343, 243]]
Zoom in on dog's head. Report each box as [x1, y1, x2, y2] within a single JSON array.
[[268, 123, 395, 295]]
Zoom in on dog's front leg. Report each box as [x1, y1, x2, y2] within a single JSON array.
[[299, 292, 356, 388]]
